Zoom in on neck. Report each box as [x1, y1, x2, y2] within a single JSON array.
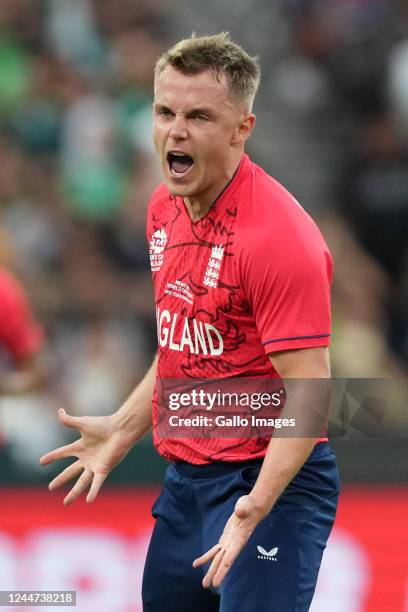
[[184, 152, 243, 222]]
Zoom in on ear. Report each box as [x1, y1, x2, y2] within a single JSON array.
[[231, 113, 256, 146]]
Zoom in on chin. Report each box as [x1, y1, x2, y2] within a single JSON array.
[[164, 177, 196, 197]]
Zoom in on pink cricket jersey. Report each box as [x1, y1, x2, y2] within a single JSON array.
[[147, 154, 332, 463]]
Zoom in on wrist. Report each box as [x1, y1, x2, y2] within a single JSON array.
[[247, 491, 275, 519], [110, 408, 150, 445], [109, 412, 122, 434]]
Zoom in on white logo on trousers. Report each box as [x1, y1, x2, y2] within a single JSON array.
[[257, 546, 278, 561]]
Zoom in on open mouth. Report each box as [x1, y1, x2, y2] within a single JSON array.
[[167, 151, 194, 178]]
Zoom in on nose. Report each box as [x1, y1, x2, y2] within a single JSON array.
[[169, 114, 188, 140]]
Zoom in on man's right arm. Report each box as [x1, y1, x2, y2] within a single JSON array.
[[110, 353, 157, 445], [40, 354, 157, 505]]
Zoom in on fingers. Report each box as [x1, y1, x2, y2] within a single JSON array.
[[193, 543, 230, 589], [39, 440, 82, 466], [39, 409, 85, 466], [48, 460, 107, 505], [211, 543, 241, 588], [202, 548, 225, 589], [192, 543, 221, 568], [193, 499, 253, 589], [86, 472, 108, 504], [199, 541, 242, 589], [63, 468, 93, 506], [48, 460, 83, 491]]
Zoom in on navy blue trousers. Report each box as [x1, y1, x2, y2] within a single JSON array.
[[142, 443, 339, 611]]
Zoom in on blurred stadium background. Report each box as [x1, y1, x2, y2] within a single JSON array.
[[0, 0, 407, 610]]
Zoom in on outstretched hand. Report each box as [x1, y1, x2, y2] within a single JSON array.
[[39, 408, 130, 505], [193, 494, 266, 589]]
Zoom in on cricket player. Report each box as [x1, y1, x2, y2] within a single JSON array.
[[0, 267, 45, 394], [41, 33, 340, 611], [0, 266, 45, 482]]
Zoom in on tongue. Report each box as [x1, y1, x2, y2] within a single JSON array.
[[172, 158, 192, 174]]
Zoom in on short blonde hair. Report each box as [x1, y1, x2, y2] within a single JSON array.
[[155, 32, 261, 110]]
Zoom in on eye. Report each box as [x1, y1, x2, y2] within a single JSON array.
[[157, 108, 173, 118], [193, 114, 209, 122]]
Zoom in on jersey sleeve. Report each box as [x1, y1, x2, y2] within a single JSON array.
[[0, 270, 44, 362], [238, 215, 333, 355]]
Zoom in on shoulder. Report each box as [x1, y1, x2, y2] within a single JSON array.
[[238, 161, 316, 232], [234, 162, 332, 280], [238, 162, 326, 247]]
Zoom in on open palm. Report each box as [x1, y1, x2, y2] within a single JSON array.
[[193, 494, 266, 588], [40, 408, 132, 505]]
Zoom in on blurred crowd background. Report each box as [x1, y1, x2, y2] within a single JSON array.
[[0, 0, 407, 486]]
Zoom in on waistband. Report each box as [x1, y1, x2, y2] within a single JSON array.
[[174, 441, 331, 480]]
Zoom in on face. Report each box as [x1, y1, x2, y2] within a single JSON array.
[[153, 66, 254, 204]]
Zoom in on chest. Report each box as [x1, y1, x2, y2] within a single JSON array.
[[149, 203, 244, 317]]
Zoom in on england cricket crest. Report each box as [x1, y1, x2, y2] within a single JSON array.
[[203, 244, 224, 288]]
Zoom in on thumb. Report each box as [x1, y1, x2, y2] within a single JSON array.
[[234, 495, 253, 519], [58, 408, 84, 430]]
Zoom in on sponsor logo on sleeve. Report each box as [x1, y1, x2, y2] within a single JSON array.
[[149, 229, 167, 272]]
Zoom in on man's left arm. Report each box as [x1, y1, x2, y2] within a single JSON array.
[[193, 346, 330, 589]]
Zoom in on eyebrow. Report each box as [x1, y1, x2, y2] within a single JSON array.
[[154, 103, 216, 117], [188, 107, 215, 117]]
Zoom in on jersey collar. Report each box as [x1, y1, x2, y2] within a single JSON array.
[[179, 153, 251, 224]]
